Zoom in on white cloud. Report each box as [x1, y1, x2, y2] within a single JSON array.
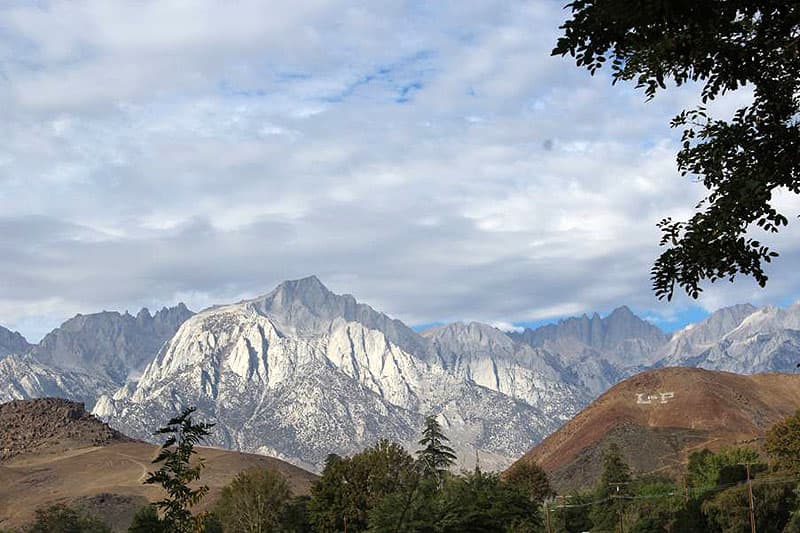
[[0, 1, 797, 340]]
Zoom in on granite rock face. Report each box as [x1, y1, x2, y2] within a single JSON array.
[[31, 304, 193, 384], [95, 278, 567, 471], [0, 354, 117, 409], [0, 326, 32, 358], [657, 303, 800, 373]]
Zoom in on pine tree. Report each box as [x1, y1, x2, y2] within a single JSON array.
[[144, 406, 215, 533], [416, 415, 456, 477], [590, 443, 631, 533]]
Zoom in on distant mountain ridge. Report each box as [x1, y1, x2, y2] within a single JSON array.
[[0, 304, 193, 408], [0, 326, 31, 358], [511, 305, 668, 366], [2, 276, 800, 472], [31, 304, 193, 383]]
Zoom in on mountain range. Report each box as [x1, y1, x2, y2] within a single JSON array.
[[2, 276, 800, 471], [0, 305, 193, 408]]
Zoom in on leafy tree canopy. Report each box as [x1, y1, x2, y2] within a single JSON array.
[[309, 440, 417, 533], [438, 469, 541, 533], [213, 467, 293, 533], [553, 1, 800, 301], [765, 409, 800, 474], [503, 459, 555, 503], [26, 504, 110, 533], [686, 446, 762, 490]]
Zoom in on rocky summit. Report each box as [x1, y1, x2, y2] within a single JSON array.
[[0, 397, 126, 462], [94, 277, 576, 472], [0, 304, 193, 409], [0, 325, 31, 358]]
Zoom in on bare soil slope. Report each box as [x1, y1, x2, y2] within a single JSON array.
[[0, 399, 317, 531], [511, 367, 800, 491]]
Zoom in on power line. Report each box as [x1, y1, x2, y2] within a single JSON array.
[[546, 476, 799, 511]]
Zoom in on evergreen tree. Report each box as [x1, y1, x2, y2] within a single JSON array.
[[590, 443, 631, 533], [213, 467, 292, 532], [144, 406, 215, 533], [416, 415, 456, 477]]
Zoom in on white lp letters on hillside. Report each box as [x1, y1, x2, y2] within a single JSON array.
[[636, 392, 674, 405]]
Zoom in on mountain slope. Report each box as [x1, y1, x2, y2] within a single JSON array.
[[31, 304, 193, 384], [512, 367, 800, 491], [0, 355, 117, 409], [423, 321, 587, 419], [95, 278, 562, 471], [513, 306, 668, 366], [510, 306, 669, 396], [657, 303, 800, 373], [0, 325, 31, 358]]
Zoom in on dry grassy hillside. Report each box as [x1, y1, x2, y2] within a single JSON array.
[[0, 399, 317, 531], [511, 367, 800, 491]]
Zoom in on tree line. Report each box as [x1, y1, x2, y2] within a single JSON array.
[[5, 408, 800, 532]]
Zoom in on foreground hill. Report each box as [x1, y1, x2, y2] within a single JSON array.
[[0, 399, 316, 531], [512, 367, 800, 492]]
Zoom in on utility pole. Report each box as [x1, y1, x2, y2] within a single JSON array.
[[739, 463, 757, 533], [683, 475, 690, 504], [609, 482, 629, 533], [544, 499, 552, 533]]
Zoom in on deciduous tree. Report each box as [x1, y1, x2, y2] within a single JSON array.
[[213, 468, 292, 533], [553, 1, 800, 300], [144, 406, 215, 533]]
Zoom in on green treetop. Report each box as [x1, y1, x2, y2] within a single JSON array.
[[416, 415, 457, 477]]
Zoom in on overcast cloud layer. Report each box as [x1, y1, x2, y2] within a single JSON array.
[[2, 1, 799, 342]]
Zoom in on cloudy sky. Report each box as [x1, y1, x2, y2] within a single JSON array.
[[2, 1, 799, 342]]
